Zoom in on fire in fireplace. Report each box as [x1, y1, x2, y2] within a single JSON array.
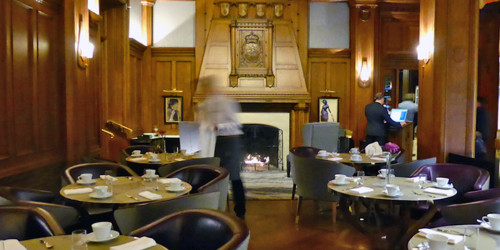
[[240, 124, 282, 171]]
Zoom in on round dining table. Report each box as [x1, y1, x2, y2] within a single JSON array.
[[60, 176, 192, 205], [21, 235, 168, 249], [318, 153, 387, 165], [125, 152, 194, 175], [407, 225, 499, 249]]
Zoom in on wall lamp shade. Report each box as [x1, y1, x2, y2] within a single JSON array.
[[77, 15, 94, 68], [359, 57, 370, 87], [416, 43, 433, 62]]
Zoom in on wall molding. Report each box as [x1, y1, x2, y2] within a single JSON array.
[[152, 47, 195, 57]]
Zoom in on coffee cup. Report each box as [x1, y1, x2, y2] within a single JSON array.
[[334, 174, 346, 183], [169, 179, 182, 189], [350, 154, 362, 161], [78, 173, 93, 183], [350, 148, 360, 154], [132, 150, 141, 156], [482, 213, 500, 230], [378, 169, 388, 177], [385, 184, 400, 196], [91, 222, 112, 241], [318, 150, 327, 157], [145, 169, 156, 177], [94, 186, 108, 197], [427, 233, 448, 249], [436, 177, 449, 187]]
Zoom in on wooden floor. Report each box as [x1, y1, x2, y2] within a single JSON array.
[[229, 200, 376, 250]]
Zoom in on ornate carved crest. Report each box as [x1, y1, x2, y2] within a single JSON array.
[[256, 3, 266, 18], [241, 32, 263, 66], [220, 2, 230, 17]]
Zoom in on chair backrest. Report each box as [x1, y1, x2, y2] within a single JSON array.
[[292, 156, 355, 201], [441, 197, 500, 225], [164, 165, 229, 194], [130, 209, 249, 250], [290, 146, 321, 158], [302, 122, 344, 152], [122, 145, 163, 156], [411, 163, 490, 196], [158, 157, 221, 177], [0, 206, 64, 240], [0, 186, 55, 203], [391, 157, 437, 177], [114, 192, 220, 235], [179, 121, 201, 154], [447, 153, 496, 187], [463, 188, 500, 202], [64, 163, 138, 184]]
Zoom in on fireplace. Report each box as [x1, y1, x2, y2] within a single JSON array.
[[240, 124, 283, 171]]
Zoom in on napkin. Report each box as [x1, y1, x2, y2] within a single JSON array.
[[110, 237, 157, 250], [365, 142, 383, 155], [63, 188, 93, 195], [138, 191, 162, 200], [174, 158, 185, 161], [100, 175, 118, 181], [346, 177, 360, 182], [424, 188, 455, 196], [327, 157, 343, 161], [418, 228, 463, 244], [350, 187, 374, 194], [406, 177, 420, 183], [370, 157, 387, 162], [158, 178, 182, 184], [0, 239, 27, 250], [128, 157, 147, 162]]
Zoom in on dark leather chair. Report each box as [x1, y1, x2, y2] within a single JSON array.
[[114, 192, 220, 235], [158, 157, 221, 177], [64, 163, 138, 184], [390, 157, 437, 177], [411, 163, 490, 202], [288, 146, 321, 199], [0, 206, 64, 240], [122, 145, 164, 156], [440, 197, 500, 225], [130, 209, 249, 250], [463, 188, 500, 202], [448, 153, 496, 187], [0, 187, 80, 233], [292, 156, 355, 223]]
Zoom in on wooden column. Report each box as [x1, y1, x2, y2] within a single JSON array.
[[350, 2, 378, 146], [141, 0, 155, 46], [418, 0, 478, 161], [291, 103, 309, 148]]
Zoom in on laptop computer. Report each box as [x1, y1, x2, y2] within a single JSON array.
[[390, 109, 408, 122]]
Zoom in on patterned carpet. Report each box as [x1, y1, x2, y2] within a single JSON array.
[[231, 169, 293, 200]]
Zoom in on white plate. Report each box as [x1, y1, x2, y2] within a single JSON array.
[[330, 180, 350, 186], [382, 190, 403, 198], [148, 159, 161, 163], [89, 192, 113, 199], [166, 186, 186, 192], [350, 158, 363, 162], [480, 222, 500, 233], [143, 133, 156, 136], [433, 183, 454, 189], [377, 174, 395, 179], [76, 179, 96, 185], [87, 230, 120, 242]]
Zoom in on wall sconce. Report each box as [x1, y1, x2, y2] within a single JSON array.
[[359, 57, 370, 87], [416, 42, 433, 64], [77, 15, 94, 68]]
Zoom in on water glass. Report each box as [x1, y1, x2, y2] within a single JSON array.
[[463, 227, 478, 250], [418, 173, 427, 189], [72, 229, 87, 250], [104, 170, 114, 193], [356, 171, 365, 185]]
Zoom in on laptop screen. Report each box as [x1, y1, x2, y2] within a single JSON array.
[[390, 109, 408, 122]]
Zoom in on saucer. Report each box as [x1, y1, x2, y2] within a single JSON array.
[[330, 180, 350, 186], [166, 186, 186, 192], [131, 154, 143, 158], [350, 158, 362, 162], [480, 222, 500, 233], [89, 192, 113, 199], [148, 159, 161, 163], [433, 183, 454, 189], [317, 154, 328, 158], [142, 174, 159, 179], [382, 190, 403, 198], [76, 179, 96, 185], [377, 174, 395, 179], [87, 230, 120, 242]]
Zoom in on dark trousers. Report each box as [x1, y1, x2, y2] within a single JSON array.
[[214, 135, 246, 218], [365, 135, 386, 148]]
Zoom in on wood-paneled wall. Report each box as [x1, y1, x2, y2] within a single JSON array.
[[0, 0, 65, 177]]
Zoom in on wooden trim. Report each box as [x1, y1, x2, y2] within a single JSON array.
[[152, 47, 195, 57], [308, 49, 351, 58], [129, 38, 147, 56]]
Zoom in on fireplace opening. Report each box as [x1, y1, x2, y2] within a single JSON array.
[[240, 124, 283, 171]]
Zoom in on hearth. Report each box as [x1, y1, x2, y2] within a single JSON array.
[[240, 124, 282, 171]]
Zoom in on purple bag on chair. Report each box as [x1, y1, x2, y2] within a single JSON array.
[[384, 142, 400, 154]]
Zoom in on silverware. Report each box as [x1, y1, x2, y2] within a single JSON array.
[[436, 228, 473, 237], [125, 193, 139, 201], [40, 239, 53, 249]]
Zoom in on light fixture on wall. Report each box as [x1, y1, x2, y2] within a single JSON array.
[[77, 14, 94, 68], [359, 57, 370, 88], [416, 42, 433, 64]]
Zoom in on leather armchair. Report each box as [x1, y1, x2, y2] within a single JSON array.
[[288, 146, 320, 199], [130, 209, 249, 250], [158, 157, 221, 177], [122, 145, 163, 156], [302, 122, 345, 153], [64, 163, 138, 184], [390, 157, 437, 177], [0, 206, 64, 240], [0, 186, 55, 203], [463, 188, 500, 202], [440, 197, 500, 225]]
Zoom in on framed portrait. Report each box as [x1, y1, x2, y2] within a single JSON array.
[[164, 96, 183, 124], [318, 97, 339, 123]]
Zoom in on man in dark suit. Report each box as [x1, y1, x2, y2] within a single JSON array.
[[365, 92, 406, 146]]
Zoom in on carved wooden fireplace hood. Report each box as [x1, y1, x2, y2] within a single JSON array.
[[193, 18, 310, 105]]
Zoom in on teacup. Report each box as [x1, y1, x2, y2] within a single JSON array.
[[385, 184, 400, 196], [91, 222, 112, 241], [350, 154, 362, 161], [144, 169, 156, 177], [318, 150, 327, 157], [378, 169, 388, 177], [482, 213, 500, 230], [436, 177, 449, 187], [427, 234, 448, 249], [78, 173, 93, 183], [94, 186, 108, 197], [334, 174, 346, 183], [132, 150, 141, 156], [169, 179, 182, 189], [350, 148, 360, 154], [150, 154, 159, 161]]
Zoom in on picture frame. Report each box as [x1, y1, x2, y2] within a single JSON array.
[[164, 96, 183, 124], [318, 97, 339, 123]]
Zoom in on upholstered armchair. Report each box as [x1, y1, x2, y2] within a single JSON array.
[[302, 122, 346, 153], [0, 206, 65, 240]]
